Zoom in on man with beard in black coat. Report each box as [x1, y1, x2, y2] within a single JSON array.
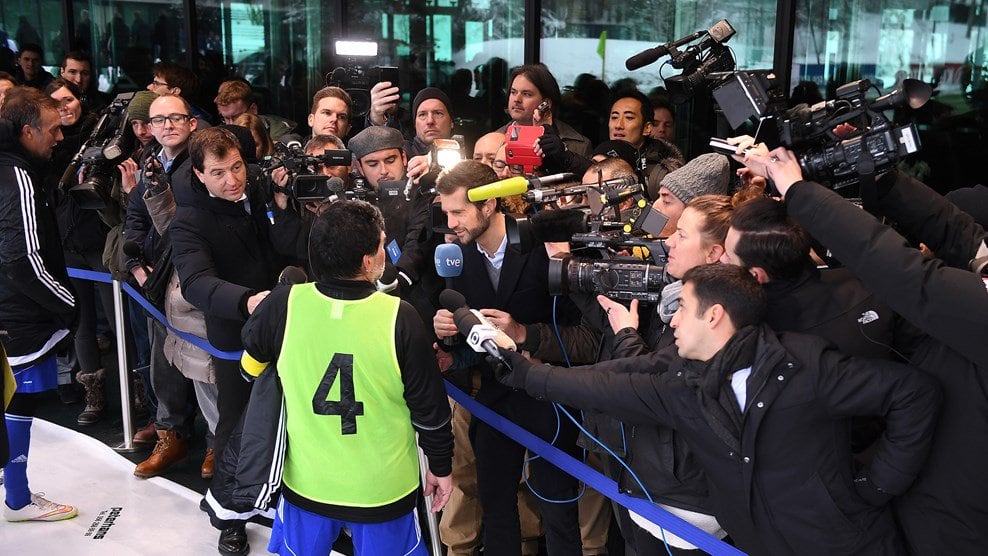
[[495, 264, 941, 556], [169, 126, 279, 555]]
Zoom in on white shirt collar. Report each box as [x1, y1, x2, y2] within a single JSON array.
[[477, 233, 508, 270]]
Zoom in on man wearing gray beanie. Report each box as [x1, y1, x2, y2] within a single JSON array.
[[653, 152, 731, 236], [348, 125, 408, 191]]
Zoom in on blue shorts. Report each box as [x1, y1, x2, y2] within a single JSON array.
[[11, 355, 58, 394], [268, 497, 427, 556]]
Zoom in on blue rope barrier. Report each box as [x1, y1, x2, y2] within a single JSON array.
[[445, 382, 746, 556], [67, 267, 242, 360], [68, 267, 744, 553]]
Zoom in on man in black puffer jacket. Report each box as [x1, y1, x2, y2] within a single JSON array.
[[496, 264, 941, 556], [742, 144, 988, 555]]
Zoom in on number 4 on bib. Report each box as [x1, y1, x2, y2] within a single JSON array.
[[312, 353, 365, 434]]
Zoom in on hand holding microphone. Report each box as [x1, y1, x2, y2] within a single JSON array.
[[435, 244, 464, 346], [438, 289, 517, 363]]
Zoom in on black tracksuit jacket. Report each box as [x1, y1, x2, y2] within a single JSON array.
[[0, 130, 76, 366]]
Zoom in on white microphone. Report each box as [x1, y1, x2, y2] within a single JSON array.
[[439, 289, 516, 361]]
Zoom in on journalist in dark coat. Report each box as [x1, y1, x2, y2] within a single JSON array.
[[768, 164, 988, 554], [497, 264, 941, 556], [434, 161, 584, 555], [168, 127, 279, 553], [168, 127, 278, 461], [741, 142, 988, 553]]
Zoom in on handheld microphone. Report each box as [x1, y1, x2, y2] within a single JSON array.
[[435, 248, 463, 346], [467, 173, 576, 202], [434, 243, 464, 279], [439, 289, 517, 361], [277, 265, 308, 285], [467, 176, 528, 202]]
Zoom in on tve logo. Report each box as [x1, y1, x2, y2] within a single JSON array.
[[435, 243, 464, 278]]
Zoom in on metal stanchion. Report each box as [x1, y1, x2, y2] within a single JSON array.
[[417, 443, 443, 556], [111, 279, 139, 453]]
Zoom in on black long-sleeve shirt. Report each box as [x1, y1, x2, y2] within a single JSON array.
[[240, 278, 452, 520]]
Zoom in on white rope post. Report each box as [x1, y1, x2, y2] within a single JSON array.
[[112, 279, 138, 453], [417, 442, 443, 556]]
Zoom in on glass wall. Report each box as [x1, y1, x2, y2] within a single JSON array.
[[1, 1, 68, 70], [791, 0, 988, 192], [7, 0, 986, 190], [540, 0, 778, 153], [70, 1, 186, 94]]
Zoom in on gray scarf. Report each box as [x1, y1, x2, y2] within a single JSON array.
[[658, 279, 684, 324]]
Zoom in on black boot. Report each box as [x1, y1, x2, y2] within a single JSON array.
[[218, 523, 249, 555], [76, 369, 107, 425]]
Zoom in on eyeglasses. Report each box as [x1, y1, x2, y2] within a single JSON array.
[[492, 160, 524, 174], [150, 79, 170, 89], [149, 114, 192, 128]]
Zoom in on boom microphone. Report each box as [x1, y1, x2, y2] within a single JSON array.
[[625, 30, 705, 71], [530, 209, 590, 242], [625, 20, 734, 71], [467, 173, 576, 202], [625, 46, 668, 72]]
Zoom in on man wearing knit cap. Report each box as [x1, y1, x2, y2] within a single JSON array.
[[126, 90, 159, 148], [653, 153, 731, 237], [367, 80, 455, 156], [348, 125, 408, 190]]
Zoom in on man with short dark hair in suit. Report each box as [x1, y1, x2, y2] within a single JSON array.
[[433, 160, 583, 555]]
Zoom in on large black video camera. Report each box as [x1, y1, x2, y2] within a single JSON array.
[[510, 174, 672, 302], [262, 135, 352, 203], [711, 71, 932, 189], [326, 65, 399, 117], [62, 92, 136, 209]]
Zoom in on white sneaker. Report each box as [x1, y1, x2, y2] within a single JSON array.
[[3, 492, 77, 522]]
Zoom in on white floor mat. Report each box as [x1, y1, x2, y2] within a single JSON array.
[[0, 419, 274, 555]]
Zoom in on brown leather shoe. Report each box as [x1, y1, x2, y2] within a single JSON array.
[[133, 421, 157, 445], [134, 430, 189, 478], [201, 448, 215, 479]]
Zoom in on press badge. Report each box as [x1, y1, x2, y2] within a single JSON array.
[[387, 240, 402, 264]]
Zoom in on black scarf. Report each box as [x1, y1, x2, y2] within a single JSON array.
[[682, 325, 760, 452]]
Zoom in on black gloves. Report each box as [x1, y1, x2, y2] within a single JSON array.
[[143, 156, 170, 196], [538, 125, 567, 159], [538, 125, 592, 176], [488, 348, 531, 389], [853, 474, 893, 507]]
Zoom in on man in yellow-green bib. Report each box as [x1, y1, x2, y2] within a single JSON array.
[[241, 199, 453, 555]]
